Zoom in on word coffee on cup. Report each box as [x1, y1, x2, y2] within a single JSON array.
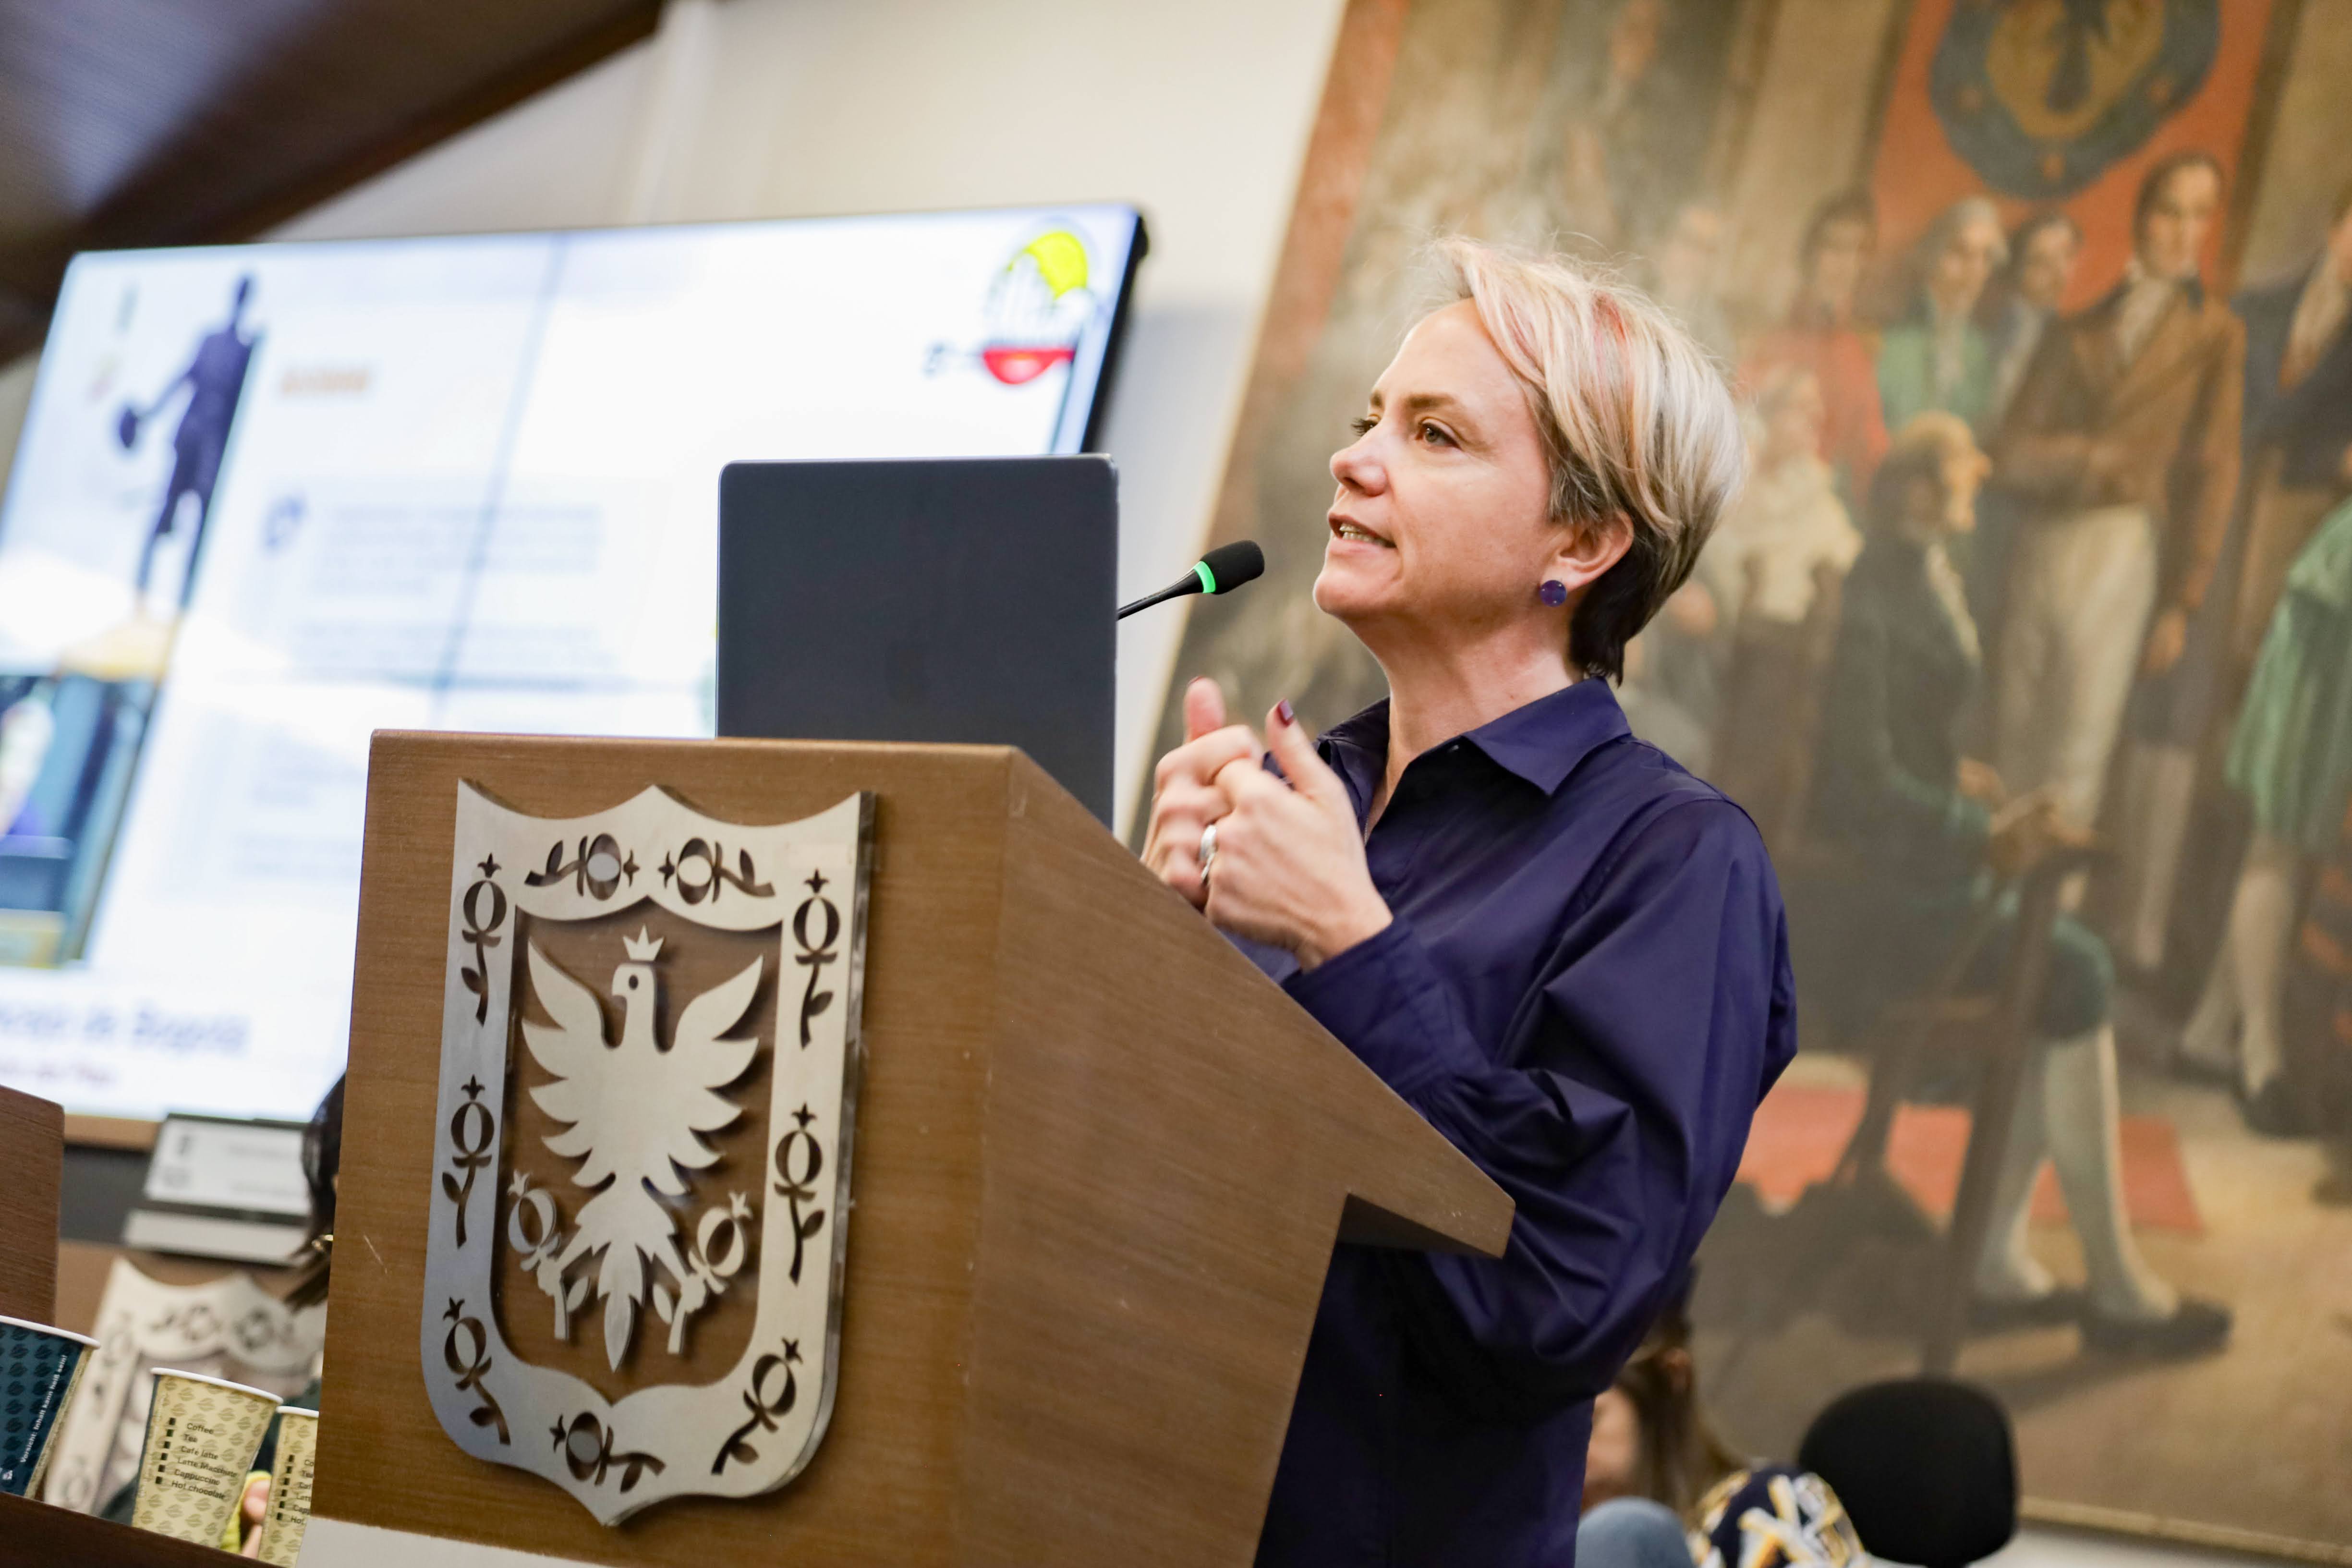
[[254, 1406, 318, 1565], [131, 1369, 281, 1544]]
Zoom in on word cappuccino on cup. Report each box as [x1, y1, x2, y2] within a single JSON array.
[[253, 1406, 319, 1565], [131, 1369, 282, 1544]]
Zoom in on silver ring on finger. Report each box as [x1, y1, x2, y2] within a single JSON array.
[[1197, 822, 1219, 882]]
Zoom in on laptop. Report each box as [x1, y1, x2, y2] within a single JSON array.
[[716, 457, 1118, 821]]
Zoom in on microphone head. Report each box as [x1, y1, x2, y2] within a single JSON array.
[[1199, 540, 1264, 596]]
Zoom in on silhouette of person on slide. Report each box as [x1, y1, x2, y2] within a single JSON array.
[[120, 274, 258, 613]]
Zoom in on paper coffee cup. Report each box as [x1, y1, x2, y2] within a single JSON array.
[[253, 1407, 318, 1566], [130, 1369, 282, 1544], [0, 1315, 98, 1498]]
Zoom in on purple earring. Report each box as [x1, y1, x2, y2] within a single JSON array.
[[1539, 580, 1568, 608]]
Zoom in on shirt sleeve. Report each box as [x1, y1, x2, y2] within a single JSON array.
[[1283, 798, 1796, 1413]]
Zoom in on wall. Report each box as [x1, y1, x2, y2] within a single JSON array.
[[0, 0, 1347, 834], [274, 0, 1347, 835]]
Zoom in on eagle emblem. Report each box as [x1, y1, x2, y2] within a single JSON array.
[[422, 783, 872, 1524], [522, 929, 764, 1370]]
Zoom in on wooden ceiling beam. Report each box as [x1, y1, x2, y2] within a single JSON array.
[[0, 0, 664, 365]]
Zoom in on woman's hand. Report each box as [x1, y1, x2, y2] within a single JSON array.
[[1202, 699, 1392, 969], [1142, 678, 1260, 910]]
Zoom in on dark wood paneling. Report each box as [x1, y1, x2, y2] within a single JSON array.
[[0, 0, 663, 361], [0, 1489, 241, 1565], [0, 1082, 61, 1322]]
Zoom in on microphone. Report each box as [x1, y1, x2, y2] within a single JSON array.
[[1116, 540, 1265, 620]]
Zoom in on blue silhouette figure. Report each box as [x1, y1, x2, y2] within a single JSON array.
[[121, 275, 258, 611]]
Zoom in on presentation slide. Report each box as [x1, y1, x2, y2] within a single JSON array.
[[0, 206, 1141, 1121]]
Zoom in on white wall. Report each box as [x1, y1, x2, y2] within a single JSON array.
[[256, 0, 1350, 833]]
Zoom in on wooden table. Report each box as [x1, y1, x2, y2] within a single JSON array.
[[0, 1490, 242, 1565]]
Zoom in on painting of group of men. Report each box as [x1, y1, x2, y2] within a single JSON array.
[[1157, 0, 2352, 1546], [1636, 139, 2352, 1165]]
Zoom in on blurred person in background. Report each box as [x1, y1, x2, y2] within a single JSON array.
[[1743, 191, 1891, 504], [1812, 414, 2227, 1354], [1620, 364, 1859, 776], [2179, 187, 2352, 1119], [1648, 201, 1736, 366], [1992, 153, 2243, 979], [1964, 211, 2084, 716], [1981, 211, 2085, 433], [1695, 364, 1860, 630], [1576, 1274, 1745, 1567], [1877, 196, 2007, 437]]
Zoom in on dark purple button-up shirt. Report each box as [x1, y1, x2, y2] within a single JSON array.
[[1244, 678, 1795, 1567]]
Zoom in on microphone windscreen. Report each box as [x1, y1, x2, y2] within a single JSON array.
[[1200, 540, 1265, 595]]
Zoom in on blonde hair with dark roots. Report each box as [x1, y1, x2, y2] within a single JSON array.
[[1433, 237, 1744, 682]]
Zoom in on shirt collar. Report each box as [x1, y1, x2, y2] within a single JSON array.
[[1318, 678, 1633, 806], [2108, 258, 2205, 311]]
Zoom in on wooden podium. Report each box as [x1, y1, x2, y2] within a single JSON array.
[[0, 1083, 61, 1324], [306, 735, 1511, 1568]]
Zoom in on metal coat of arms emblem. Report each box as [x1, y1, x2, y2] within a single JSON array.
[[422, 783, 872, 1524]]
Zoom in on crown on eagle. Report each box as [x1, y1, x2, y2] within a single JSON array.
[[623, 928, 665, 962]]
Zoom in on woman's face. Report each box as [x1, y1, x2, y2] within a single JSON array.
[[1317, 301, 1573, 639]]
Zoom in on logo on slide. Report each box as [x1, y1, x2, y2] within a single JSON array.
[[928, 226, 1098, 386]]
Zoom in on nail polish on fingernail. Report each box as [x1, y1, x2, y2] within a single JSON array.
[[1276, 699, 1296, 726]]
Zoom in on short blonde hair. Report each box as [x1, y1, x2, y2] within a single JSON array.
[[1435, 237, 1744, 682]]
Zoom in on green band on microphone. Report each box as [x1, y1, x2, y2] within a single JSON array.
[[1194, 560, 1218, 595]]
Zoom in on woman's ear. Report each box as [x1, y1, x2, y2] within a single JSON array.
[[1547, 512, 1634, 595]]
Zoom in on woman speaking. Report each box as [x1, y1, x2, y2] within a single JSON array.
[[1144, 240, 1796, 1565]]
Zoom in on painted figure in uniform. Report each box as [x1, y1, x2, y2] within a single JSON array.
[[1811, 413, 2226, 1354], [1990, 153, 2243, 968], [1968, 211, 2085, 674], [1982, 212, 2085, 432], [1743, 192, 1891, 503], [1647, 201, 1736, 367], [1695, 365, 1859, 631], [1877, 196, 2007, 438], [2180, 186, 2352, 1126]]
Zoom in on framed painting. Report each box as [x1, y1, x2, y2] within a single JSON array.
[[1152, 0, 2352, 1557]]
